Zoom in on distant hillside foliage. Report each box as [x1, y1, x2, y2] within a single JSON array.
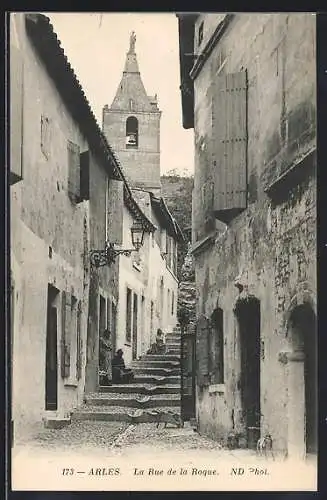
[[161, 173, 193, 281]]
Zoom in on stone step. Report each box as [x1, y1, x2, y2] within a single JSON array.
[[134, 375, 180, 385], [85, 393, 180, 408], [141, 354, 180, 362], [99, 383, 180, 395], [165, 348, 180, 354], [166, 331, 180, 337], [131, 360, 180, 369], [72, 406, 182, 424], [132, 366, 180, 376]]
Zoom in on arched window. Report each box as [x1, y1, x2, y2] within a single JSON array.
[[126, 116, 138, 148]]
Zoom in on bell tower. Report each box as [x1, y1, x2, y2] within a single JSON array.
[[102, 32, 162, 194]]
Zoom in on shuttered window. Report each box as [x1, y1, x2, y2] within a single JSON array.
[[209, 308, 224, 384], [212, 71, 247, 223], [107, 179, 124, 245], [76, 300, 82, 380], [196, 315, 210, 386], [126, 288, 132, 343], [10, 44, 24, 184], [67, 140, 81, 203], [61, 291, 71, 378], [80, 150, 90, 201]]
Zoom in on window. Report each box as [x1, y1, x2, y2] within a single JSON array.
[[126, 288, 132, 343], [67, 140, 81, 203], [171, 291, 174, 315], [198, 21, 204, 46], [80, 150, 90, 201], [209, 308, 224, 384], [211, 70, 248, 223], [150, 301, 154, 337], [132, 293, 138, 359], [126, 116, 138, 148], [61, 292, 82, 384], [61, 291, 72, 379], [76, 301, 82, 380], [196, 315, 210, 387]]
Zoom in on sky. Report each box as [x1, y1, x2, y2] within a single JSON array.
[[45, 12, 194, 176]]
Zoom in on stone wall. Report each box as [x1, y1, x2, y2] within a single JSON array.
[[191, 13, 316, 452], [10, 15, 90, 426]]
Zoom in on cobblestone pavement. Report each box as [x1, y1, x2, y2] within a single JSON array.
[[14, 420, 130, 453], [14, 419, 255, 461]]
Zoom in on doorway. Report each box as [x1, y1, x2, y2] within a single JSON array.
[[111, 301, 117, 354], [235, 297, 261, 447], [288, 303, 317, 455], [45, 284, 59, 411], [132, 293, 138, 360], [181, 326, 196, 421], [140, 295, 145, 354], [98, 295, 106, 384]]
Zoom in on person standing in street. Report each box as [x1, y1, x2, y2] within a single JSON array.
[[99, 329, 113, 385]]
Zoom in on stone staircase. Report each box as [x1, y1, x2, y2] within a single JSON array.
[[72, 326, 182, 424]]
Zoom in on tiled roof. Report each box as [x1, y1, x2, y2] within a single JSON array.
[[150, 194, 185, 243]]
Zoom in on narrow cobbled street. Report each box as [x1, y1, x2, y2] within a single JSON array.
[[14, 420, 236, 457], [12, 420, 316, 491]]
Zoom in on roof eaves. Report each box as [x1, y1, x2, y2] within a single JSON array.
[[178, 15, 195, 129]]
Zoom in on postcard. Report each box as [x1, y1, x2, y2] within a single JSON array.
[[9, 11, 317, 492]]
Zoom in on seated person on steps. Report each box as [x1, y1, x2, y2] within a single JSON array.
[[112, 349, 134, 384], [147, 328, 166, 355]]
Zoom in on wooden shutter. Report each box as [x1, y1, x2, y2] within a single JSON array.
[[107, 179, 124, 245], [61, 291, 71, 378], [67, 140, 81, 202], [80, 150, 90, 201], [210, 309, 224, 384], [196, 315, 210, 386], [76, 300, 82, 380], [10, 44, 24, 184], [212, 71, 247, 222]]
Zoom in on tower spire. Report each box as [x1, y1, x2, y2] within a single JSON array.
[[123, 31, 139, 73]]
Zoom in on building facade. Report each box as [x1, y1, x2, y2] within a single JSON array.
[[10, 13, 92, 428], [178, 13, 316, 460], [10, 14, 183, 433], [9, 13, 154, 428], [102, 33, 183, 365]]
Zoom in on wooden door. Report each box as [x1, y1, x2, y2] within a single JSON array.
[[45, 302, 58, 411], [181, 329, 196, 421]]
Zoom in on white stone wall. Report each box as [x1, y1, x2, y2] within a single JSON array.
[[116, 204, 179, 365], [10, 14, 90, 428]]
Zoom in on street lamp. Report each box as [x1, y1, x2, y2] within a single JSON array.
[[90, 220, 146, 268], [130, 220, 145, 251]]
